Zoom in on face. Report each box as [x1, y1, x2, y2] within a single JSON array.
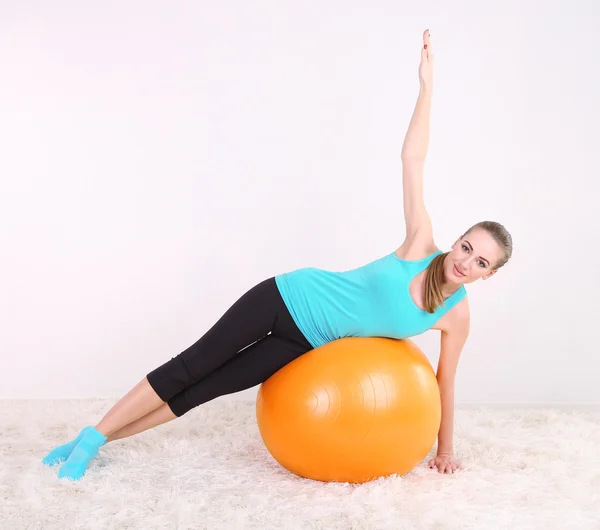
[[444, 229, 503, 285]]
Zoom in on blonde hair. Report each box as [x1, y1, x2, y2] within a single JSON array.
[[422, 221, 513, 314]]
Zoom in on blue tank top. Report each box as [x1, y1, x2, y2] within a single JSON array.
[[274, 250, 467, 349]]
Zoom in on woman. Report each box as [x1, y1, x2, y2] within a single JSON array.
[[42, 29, 512, 479]]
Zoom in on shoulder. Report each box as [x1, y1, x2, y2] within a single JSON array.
[[436, 296, 470, 334], [450, 297, 471, 332]]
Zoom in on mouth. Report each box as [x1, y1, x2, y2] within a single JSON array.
[[453, 264, 466, 278]]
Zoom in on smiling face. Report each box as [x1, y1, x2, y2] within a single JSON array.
[[445, 228, 504, 284]]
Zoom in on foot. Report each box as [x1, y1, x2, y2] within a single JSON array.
[[42, 426, 93, 467], [58, 427, 107, 481]]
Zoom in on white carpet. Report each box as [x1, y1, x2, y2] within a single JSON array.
[[2, 399, 599, 530]]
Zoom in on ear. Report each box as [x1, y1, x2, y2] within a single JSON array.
[[482, 269, 498, 280]]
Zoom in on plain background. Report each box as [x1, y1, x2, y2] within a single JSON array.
[[1, 1, 598, 405]]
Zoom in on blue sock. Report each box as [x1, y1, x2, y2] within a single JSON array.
[[58, 427, 108, 481], [42, 425, 95, 467]]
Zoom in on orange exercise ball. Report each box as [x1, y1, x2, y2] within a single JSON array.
[[256, 337, 441, 483]]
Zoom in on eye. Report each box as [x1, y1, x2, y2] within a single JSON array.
[[462, 244, 485, 267]]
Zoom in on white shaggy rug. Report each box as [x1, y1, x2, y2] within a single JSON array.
[[2, 399, 599, 530]]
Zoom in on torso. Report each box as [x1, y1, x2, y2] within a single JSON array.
[[394, 239, 469, 333]]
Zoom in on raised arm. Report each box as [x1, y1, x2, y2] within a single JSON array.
[[400, 30, 434, 239]]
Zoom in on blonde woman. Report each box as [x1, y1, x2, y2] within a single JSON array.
[[43, 29, 512, 479]]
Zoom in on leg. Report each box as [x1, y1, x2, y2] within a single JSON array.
[[166, 332, 313, 418], [106, 331, 311, 442], [106, 276, 314, 439], [47, 276, 311, 480], [95, 277, 283, 437], [106, 403, 177, 443], [94, 377, 164, 438], [42, 377, 167, 468]]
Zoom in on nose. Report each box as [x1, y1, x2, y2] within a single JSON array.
[[457, 260, 470, 272], [461, 257, 480, 272]]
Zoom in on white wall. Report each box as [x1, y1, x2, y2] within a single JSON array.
[[1, 1, 598, 406]]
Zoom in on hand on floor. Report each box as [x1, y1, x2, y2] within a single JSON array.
[[428, 453, 461, 474]]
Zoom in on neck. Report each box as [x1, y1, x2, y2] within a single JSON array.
[[442, 283, 462, 299], [440, 271, 463, 299]]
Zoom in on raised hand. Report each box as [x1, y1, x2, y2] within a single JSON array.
[[418, 29, 434, 91]]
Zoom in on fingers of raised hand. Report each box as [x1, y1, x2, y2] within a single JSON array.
[[422, 29, 433, 59]]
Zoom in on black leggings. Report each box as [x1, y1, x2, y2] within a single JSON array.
[[146, 277, 314, 417]]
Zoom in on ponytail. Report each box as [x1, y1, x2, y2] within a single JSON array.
[[422, 252, 449, 314]]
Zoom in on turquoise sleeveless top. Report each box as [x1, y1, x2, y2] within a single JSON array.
[[274, 250, 467, 349]]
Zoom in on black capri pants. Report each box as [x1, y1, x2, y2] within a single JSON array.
[[146, 277, 314, 417]]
